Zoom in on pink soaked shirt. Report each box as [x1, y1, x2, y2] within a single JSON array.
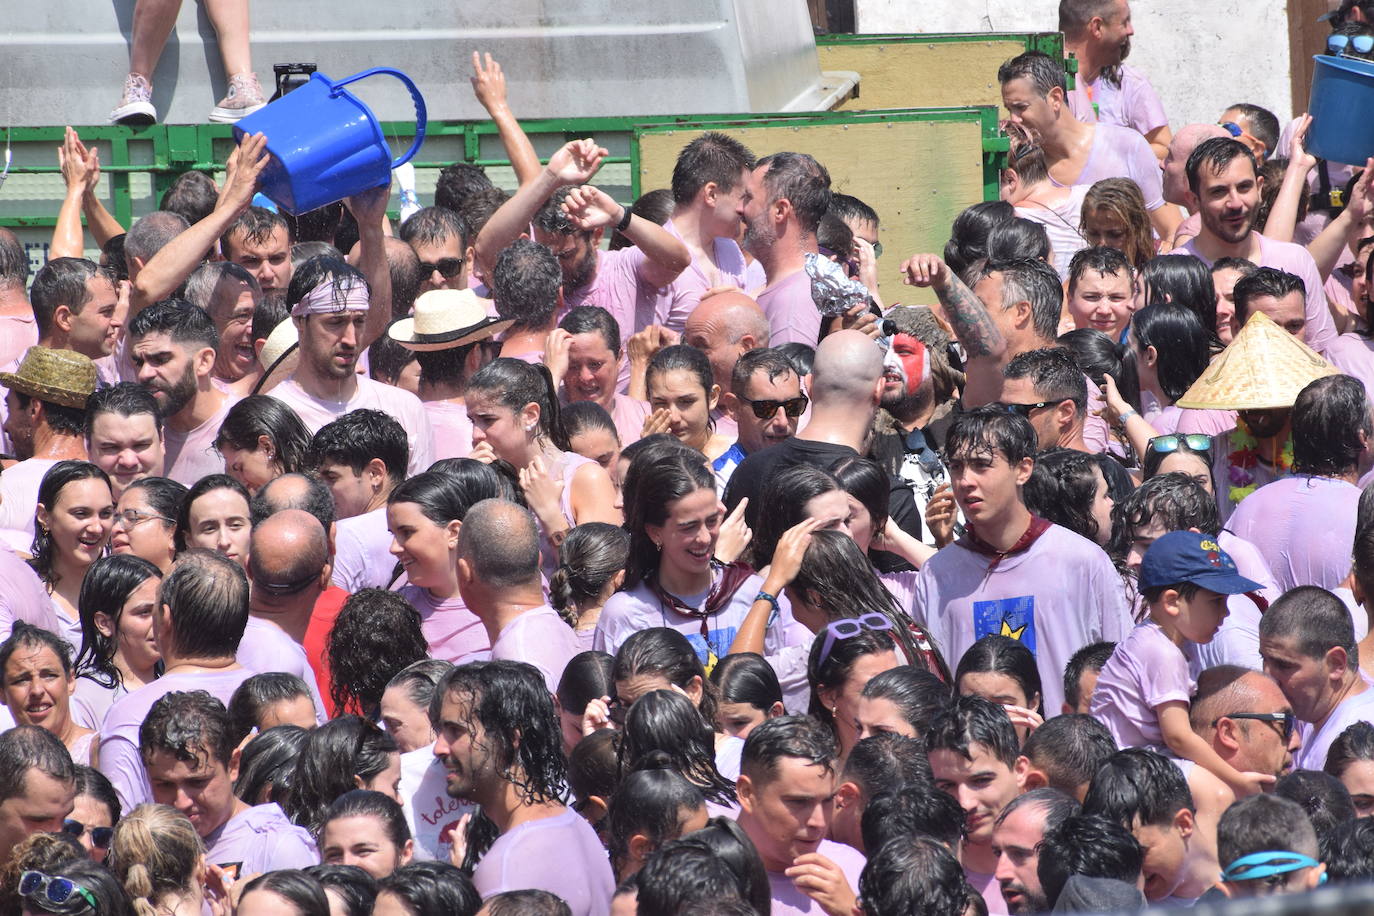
[[912, 523, 1132, 715], [424, 399, 473, 461], [0, 544, 61, 643], [1293, 684, 1374, 771], [333, 506, 398, 592], [766, 838, 866, 916], [163, 393, 237, 487], [1188, 531, 1279, 675], [561, 248, 670, 363], [656, 219, 767, 333], [1325, 335, 1374, 399], [489, 605, 580, 694], [268, 375, 433, 476], [1067, 64, 1169, 137], [471, 807, 616, 915], [236, 616, 327, 722], [1226, 475, 1360, 593], [394, 584, 489, 665], [608, 393, 649, 446], [204, 803, 318, 878], [756, 269, 820, 347], [1015, 184, 1091, 280], [0, 458, 60, 550], [1091, 620, 1195, 750], [1053, 122, 1165, 210]]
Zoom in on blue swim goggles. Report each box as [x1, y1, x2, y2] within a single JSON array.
[[1221, 851, 1326, 885]]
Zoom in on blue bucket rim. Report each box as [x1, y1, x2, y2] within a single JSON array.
[[1313, 52, 1374, 77]]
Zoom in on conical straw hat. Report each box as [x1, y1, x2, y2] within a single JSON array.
[[1176, 311, 1338, 410]]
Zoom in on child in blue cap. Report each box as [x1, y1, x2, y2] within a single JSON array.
[[1090, 530, 1275, 796]]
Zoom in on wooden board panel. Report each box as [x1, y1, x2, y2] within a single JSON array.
[[637, 117, 987, 301], [819, 40, 1031, 112]]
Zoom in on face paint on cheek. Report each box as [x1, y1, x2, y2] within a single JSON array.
[[887, 333, 932, 397]]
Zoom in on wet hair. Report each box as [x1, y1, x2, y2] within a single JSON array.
[[399, 206, 467, 249], [859, 835, 968, 916], [1143, 255, 1220, 336], [860, 666, 951, 738], [1023, 448, 1107, 543], [322, 789, 411, 854], [234, 724, 310, 807], [286, 716, 399, 835], [434, 162, 494, 213], [286, 256, 369, 316], [1326, 721, 1374, 781], [109, 803, 203, 916], [0, 624, 73, 694], [30, 461, 113, 587], [807, 623, 900, 738], [611, 189, 675, 250], [387, 463, 507, 532], [214, 394, 311, 475], [1023, 714, 1119, 796], [1218, 794, 1319, 874], [222, 206, 293, 258], [817, 213, 854, 262], [252, 297, 290, 345], [1083, 748, 1194, 835], [237, 870, 328, 916], [490, 238, 561, 330], [829, 455, 890, 541], [377, 862, 480, 916], [672, 132, 757, 206], [184, 261, 260, 322], [755, 151, 832, 234], [647, 344, 716, 403], [710, 653, 782, 717], [367, 328, 418, 387], [843, 732, 933, 797], [622, 451, 716, 590], [1109, 474, 1219, 566], [963, 257, 1064, 343], [456, 498, 541, 589], [996, 786, 1082, 836], [547, 651, 611, 726], [1067, 245, 1133, 296], [608, 767, 707, 875], [1186, 137, 1259, 196], [740, 715, 837, 782], [996, 50, 1067, 97], [0, 724, 75, 803], [1224, 103, 1281, 156], [1131, 303, 1213, 402], [752, 463, 843, 568], [292, 240, 343, 267], [466, 357, 569, 450], [139, 689, 235, 768], [174, 474, 250, 552], [945, 404, 1039, 466], [1275, 769, 1355, 863], [776, 341, 814, 377], [127, 299, 220, 353], [562, 402, 619, 457], [123, 477, 186, 532], [1261, 586, 1358, 664], [830, 192, 880, 230], [729, 347, 797, 400], [1058, 328, 1139, 411], [303, 865, 377, 916], [1004, 347, 1088, 416], [955, 634, 1043, 713], [677, 817, 772, 916], [385, 659, 453, 719], [987, 218, 1052, 262], [154, 548, 250, 659], [84, 382, 163, 441], [328, 589, 427, 718], [945, 201, 1015, 275], [621, 689, 736, 806], [614, 628, 720, 728], [567, 726, 620, 820], [1063, 642, 1116, 712], [102, 234, 130, 282], [72, 765, 119, 827], [559, 304, 622, 357], [227, 671, 314, 745], [0, 228, 30, 289], [861, 781, 965, 853], [635, 838, 751, 915], [1038, 814, 1144, 907], [306, 408, 410, 484], [482, 890, 573, 916], [1293, 375, 1371, 476], [923, 694, 1020, 769], [1082, 178, 1154, 272], [125, 210, 190, 266], [456, 186, 509, 239]]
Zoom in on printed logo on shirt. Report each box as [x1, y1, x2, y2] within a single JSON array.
[[972, 596, 1037, 654], [687, 628, 738, 675]]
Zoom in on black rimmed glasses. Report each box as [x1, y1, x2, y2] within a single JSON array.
[[1212, 711, 1296, 742]]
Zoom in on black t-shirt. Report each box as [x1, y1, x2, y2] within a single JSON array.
[[723, 438, 924, 571]]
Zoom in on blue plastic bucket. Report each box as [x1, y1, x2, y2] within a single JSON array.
[[233, 68, 427, 215], [1308, 53, 1374, 165]]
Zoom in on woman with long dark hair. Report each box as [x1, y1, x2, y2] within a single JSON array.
[[72, 554, 163, 728], [287, 716, 401, 837], [215, 395, 312, 495], [606, 768, 707, 881], [620, 689, 737, 812], [955, 634, 1045, 741], [31, 460, 115, 654], [1023, 449, 1115, 548], [644, 345, 732, 460]]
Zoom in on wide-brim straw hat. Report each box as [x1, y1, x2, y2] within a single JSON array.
[[389, 289, 513, 352], [0, 347, 98, 409], [252, 319, 300, 396], [1176, 311, 1339, 410]]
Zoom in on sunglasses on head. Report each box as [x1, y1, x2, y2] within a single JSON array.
[[418, 257, 464, 279], [1148, 433, 1214, 454], [61, 819, 113, 849], [816, 613, 896, 670], [1329, 33, 1374, 55], [738, 394, 809, 420], [19, 872, 97, 913]]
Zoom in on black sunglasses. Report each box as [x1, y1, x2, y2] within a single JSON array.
[[995, 400, 1060, 418], [61, 819, 113, 849], [739, 395, 809, 420], [418, 257, 464, 279], [1213, 711, 1296, 742]]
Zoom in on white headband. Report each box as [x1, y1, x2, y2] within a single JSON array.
[[290, 277, 370, 317]]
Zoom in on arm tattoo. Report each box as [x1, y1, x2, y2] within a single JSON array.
[[937, 277, 1005, 358]]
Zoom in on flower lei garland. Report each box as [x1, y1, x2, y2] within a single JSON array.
[[1227, 418, 1294, 504]]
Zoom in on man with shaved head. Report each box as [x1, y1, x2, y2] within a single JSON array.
[[684, 290, 772, 435], [457, 498, 579, 693], [724, 330, 926, 543], [239, 508, 330, 720], [1162, 124, 1230, 246], [1190, 666, 1300, 780]]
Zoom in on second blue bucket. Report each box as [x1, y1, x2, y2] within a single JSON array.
[[233, 67, 427, 215], [1308, 53, 1374, 166]]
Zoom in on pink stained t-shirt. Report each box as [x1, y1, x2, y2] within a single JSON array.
[[1090, 620, 1195, 751], [204, 803, 319, 878], [0, 458, 60, 551], [560, 248, 667, 359], [1325, 336, 1374, 400], [655, 219, 768, 333], [765, 839, 866, 916], [489, 605, 581, 694], [1056, 122, 1165, 210], [162, 393, 238, 487], [423, 399, 473, 462], [755, 269, 820, 347], [1293, 683, 1374, 771], [236, 616, 327, 722], [1225, 475, 1360, 593], [1174, 232, 1338, 356], [1068, 64, 1169, 137], [333, 506, 399, 592], [912, 523, 1133, 716], [608, 392, 649, 447], [1015, 184, 1091, 280], [471, 807, 616, 915], [0, 543, 62, 643], [394, 583, 489, 665], [267, 375, 434, 476]]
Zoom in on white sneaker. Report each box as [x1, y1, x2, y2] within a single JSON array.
[[209, 73, 267, 123], [110, 73, 156, 125]]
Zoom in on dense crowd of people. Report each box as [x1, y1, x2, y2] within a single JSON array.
[[8, 0, 1374, 913]]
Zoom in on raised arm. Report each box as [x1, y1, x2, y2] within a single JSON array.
[[472, 138, 607, 277], [130, 133, 270, 317], [51, 128, 100, 259], [901, 253, 1007, 406], [343, 183, 394, 351], [562, 185, 690, 286], [1267, 114, 1318, 246], [470, 51, 541, 187]]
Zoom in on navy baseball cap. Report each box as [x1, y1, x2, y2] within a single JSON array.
[[1139, 531, 1262, 594]]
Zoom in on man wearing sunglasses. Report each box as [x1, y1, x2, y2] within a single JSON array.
[[1190, 665, 1299, 781], [714, 348, 806, 490], [1260, 587, 1374, 772], [401, 206, 470, 295]]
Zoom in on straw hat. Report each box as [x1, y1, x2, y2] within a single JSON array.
[[0, 347, 98, 409], [252, 318, 300, 396], [1175, 311, 1339, 410], [388, 289, 512, 352]]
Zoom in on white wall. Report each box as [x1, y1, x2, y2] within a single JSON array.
[[854, 0, 1298, 130]]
